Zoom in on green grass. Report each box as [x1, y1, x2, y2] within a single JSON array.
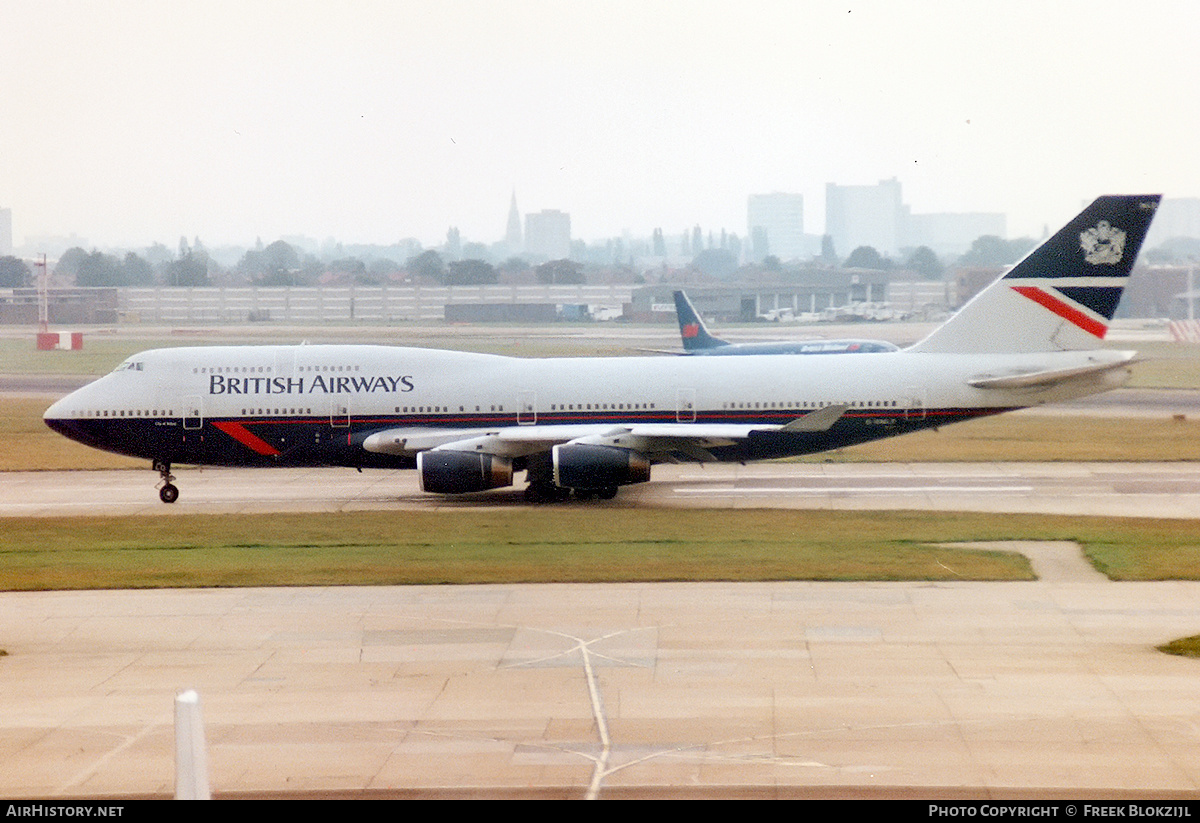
[[1120, 341, 1200, 389], [1, 508, 1199, 591], [0, 509, 1025, 589], [0, 336, 177, 376], [1082, 533, 1200, 580], [1158, 636, 1200, 658]]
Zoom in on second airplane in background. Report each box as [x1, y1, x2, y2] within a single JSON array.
[[672, 290, 900, 355]]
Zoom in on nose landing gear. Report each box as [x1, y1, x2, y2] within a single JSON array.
[[154, 459, 179, 504]]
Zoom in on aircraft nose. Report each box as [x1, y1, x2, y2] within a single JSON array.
[[43, 415, 73, 437], [44, 392, 109, 450], [43, 386, 86, 423], [44, 390, 91, 441], [43, 395, 68, 421]]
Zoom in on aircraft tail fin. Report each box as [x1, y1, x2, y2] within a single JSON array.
[[908, 195, 1161, 354], [674, 290, 727, 351]]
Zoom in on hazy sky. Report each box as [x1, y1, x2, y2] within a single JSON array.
[[2, 0, 1196, 250]]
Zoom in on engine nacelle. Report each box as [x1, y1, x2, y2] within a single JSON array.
[[552, 444, 651, 489], [417, 451, 513, 494]]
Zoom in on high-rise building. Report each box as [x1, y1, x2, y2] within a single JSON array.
[[525, 210, 571, 260], [826, 179, 1006, 259], [905, 212, 1006, 257], [825, 179, 904, 259], [0, 208, 12, 257], [747, 193, 805, 261]]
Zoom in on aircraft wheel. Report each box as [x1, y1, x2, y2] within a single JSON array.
[[525, 484, 553, 503], [597, 486, 619, 500], [159, 483, 179, 504], [525, 483, 572, 503]]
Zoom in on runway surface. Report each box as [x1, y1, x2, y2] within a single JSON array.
[[4, 460, 1200, 518]]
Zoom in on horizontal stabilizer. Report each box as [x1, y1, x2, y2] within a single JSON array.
[[967, 354, 1137, 389]]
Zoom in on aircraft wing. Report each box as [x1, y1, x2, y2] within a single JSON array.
[[361, 426, 500, 454], [362, 405, 849, 461]]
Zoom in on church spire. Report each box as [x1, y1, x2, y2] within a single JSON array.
[[505, 190, 522, 252]]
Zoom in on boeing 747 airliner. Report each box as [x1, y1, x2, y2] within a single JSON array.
[[45, 195, 1160, 503]]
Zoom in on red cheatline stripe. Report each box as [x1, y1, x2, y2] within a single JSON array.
[[212, 421, 281, 456], [1010, 286, 1107, 338]]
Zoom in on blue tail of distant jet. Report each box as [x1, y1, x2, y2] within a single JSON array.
[[673, 290, 728, 351]]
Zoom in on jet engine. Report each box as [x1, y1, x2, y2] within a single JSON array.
[[417, 451, 513, 494], [552, 444, 651, 490]]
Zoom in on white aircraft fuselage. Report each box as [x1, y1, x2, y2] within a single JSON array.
[[44, 343, 1133, 466]]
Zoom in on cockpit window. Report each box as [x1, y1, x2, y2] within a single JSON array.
[[112, 360, 144, 373]]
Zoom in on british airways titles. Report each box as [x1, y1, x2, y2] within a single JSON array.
[[208, 373, 415, 396]]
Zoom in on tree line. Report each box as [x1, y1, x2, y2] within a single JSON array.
[[0, 239, 597, 289], [10, 230, 1157, 292]]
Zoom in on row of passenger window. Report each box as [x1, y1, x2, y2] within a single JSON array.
[[76, 400, 902, 421], [384, 404, 657, 414], [722, 400, 900, 409], [392, 405, 506, 413], [77, 408, 174, 418], [549, 403, 656, 411], [194, 364, 364, 374]]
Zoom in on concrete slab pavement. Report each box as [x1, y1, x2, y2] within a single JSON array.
[[3, 571, 1200, 798]]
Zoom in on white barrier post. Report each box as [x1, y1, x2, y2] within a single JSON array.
[[174, 689, 211, 800]]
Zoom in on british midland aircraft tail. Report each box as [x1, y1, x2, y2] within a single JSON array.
[[672, 289, 899, 355], [45, 194, 1160, 503], [674, 290, 731, 351]]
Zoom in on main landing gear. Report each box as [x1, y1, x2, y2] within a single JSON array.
[[521, 453, 619, 503], [154, 459, 179, 504], [523, 482, 619, 503]]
